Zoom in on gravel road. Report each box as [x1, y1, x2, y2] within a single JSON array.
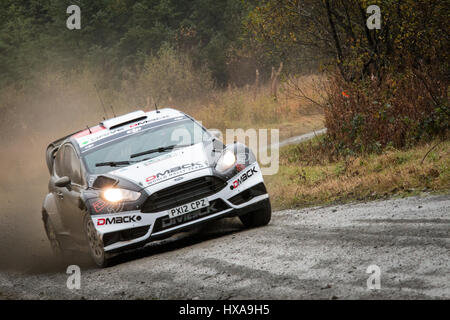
[[0, 194, 448, 300]]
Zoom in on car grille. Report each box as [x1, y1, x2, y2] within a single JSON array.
[[141, 176, 227, 213]]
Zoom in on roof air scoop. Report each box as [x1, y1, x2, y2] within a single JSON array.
[[100, 110, 147, 130]]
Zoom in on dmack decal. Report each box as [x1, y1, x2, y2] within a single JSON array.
[[97, 215, 142, 226], [91, 199, 124, 214], [92, 199, 108, 213], [145, 161, 208, 185], [230, 166, 258, 190], [128, 115, 169, 128], [161, 208, 210, 228]]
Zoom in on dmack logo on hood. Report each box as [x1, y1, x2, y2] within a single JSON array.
[[145, 161, 208, 185]]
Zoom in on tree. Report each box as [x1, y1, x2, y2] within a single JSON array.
[[246, 0, 449, 149], [0, 0, 252, 87]]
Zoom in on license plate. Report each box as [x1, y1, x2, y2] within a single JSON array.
[[168, 198, 209, 218]]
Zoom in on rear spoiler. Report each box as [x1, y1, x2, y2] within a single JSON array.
[[45, 131, 79, 174], [100, 110, 147, 130]]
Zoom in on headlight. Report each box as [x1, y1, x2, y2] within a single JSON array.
[[102, 188, 141, 203], [215, 150, 237, 172]]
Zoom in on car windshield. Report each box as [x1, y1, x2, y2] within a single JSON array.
[[83, 118, 211, 174]]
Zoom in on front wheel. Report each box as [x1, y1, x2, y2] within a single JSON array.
[[83, 214, 111, 268], [239, 199, 272, 228]]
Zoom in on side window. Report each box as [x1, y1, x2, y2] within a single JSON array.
[[64, 146, 83, 185]]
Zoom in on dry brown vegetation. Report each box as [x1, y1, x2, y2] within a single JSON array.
[[325, 70, 449, 153], [193, 75, 325, 139]]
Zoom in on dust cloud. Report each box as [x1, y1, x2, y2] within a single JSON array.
[[0, 83, 119, 272]]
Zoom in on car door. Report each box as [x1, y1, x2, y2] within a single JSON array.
[[54, 144, 86, 243]]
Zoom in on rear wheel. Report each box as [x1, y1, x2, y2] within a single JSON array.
[[84, 214, 111, 268], [239, 199, 272, 228]]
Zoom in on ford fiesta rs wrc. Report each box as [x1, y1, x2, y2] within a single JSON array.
[[42, 108, 271, 267]]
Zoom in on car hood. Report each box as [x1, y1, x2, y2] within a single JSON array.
[[108, 142, 213, 189]]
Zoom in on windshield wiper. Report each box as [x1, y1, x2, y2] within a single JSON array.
[[95, 160, 134, 167], [130, 143, 193, 159]]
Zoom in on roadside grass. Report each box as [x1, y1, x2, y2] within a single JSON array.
[[265, 137, 450, 210]]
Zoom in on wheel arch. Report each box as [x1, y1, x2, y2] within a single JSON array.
[[42, 193, 64, 233]]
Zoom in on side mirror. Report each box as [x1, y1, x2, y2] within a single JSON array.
[[209, 129, 222, 141], [55, 176, 71, 188]]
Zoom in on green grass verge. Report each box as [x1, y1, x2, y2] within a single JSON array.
[[265, 137, 450, 210]]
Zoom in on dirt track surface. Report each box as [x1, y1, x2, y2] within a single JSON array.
[[0, 194, 449, 300]]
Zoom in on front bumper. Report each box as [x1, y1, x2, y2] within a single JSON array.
[[91, 163, 269, 253]]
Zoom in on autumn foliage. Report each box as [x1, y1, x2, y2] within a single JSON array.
[[247, 0, 449, 153]]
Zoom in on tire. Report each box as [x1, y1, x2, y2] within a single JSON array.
[[43, 215, 69, 265], [83, 213, 111, 268], [239, 199, 272, 228]]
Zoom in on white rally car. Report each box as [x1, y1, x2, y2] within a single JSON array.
[[42, 108, 271, 267]]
